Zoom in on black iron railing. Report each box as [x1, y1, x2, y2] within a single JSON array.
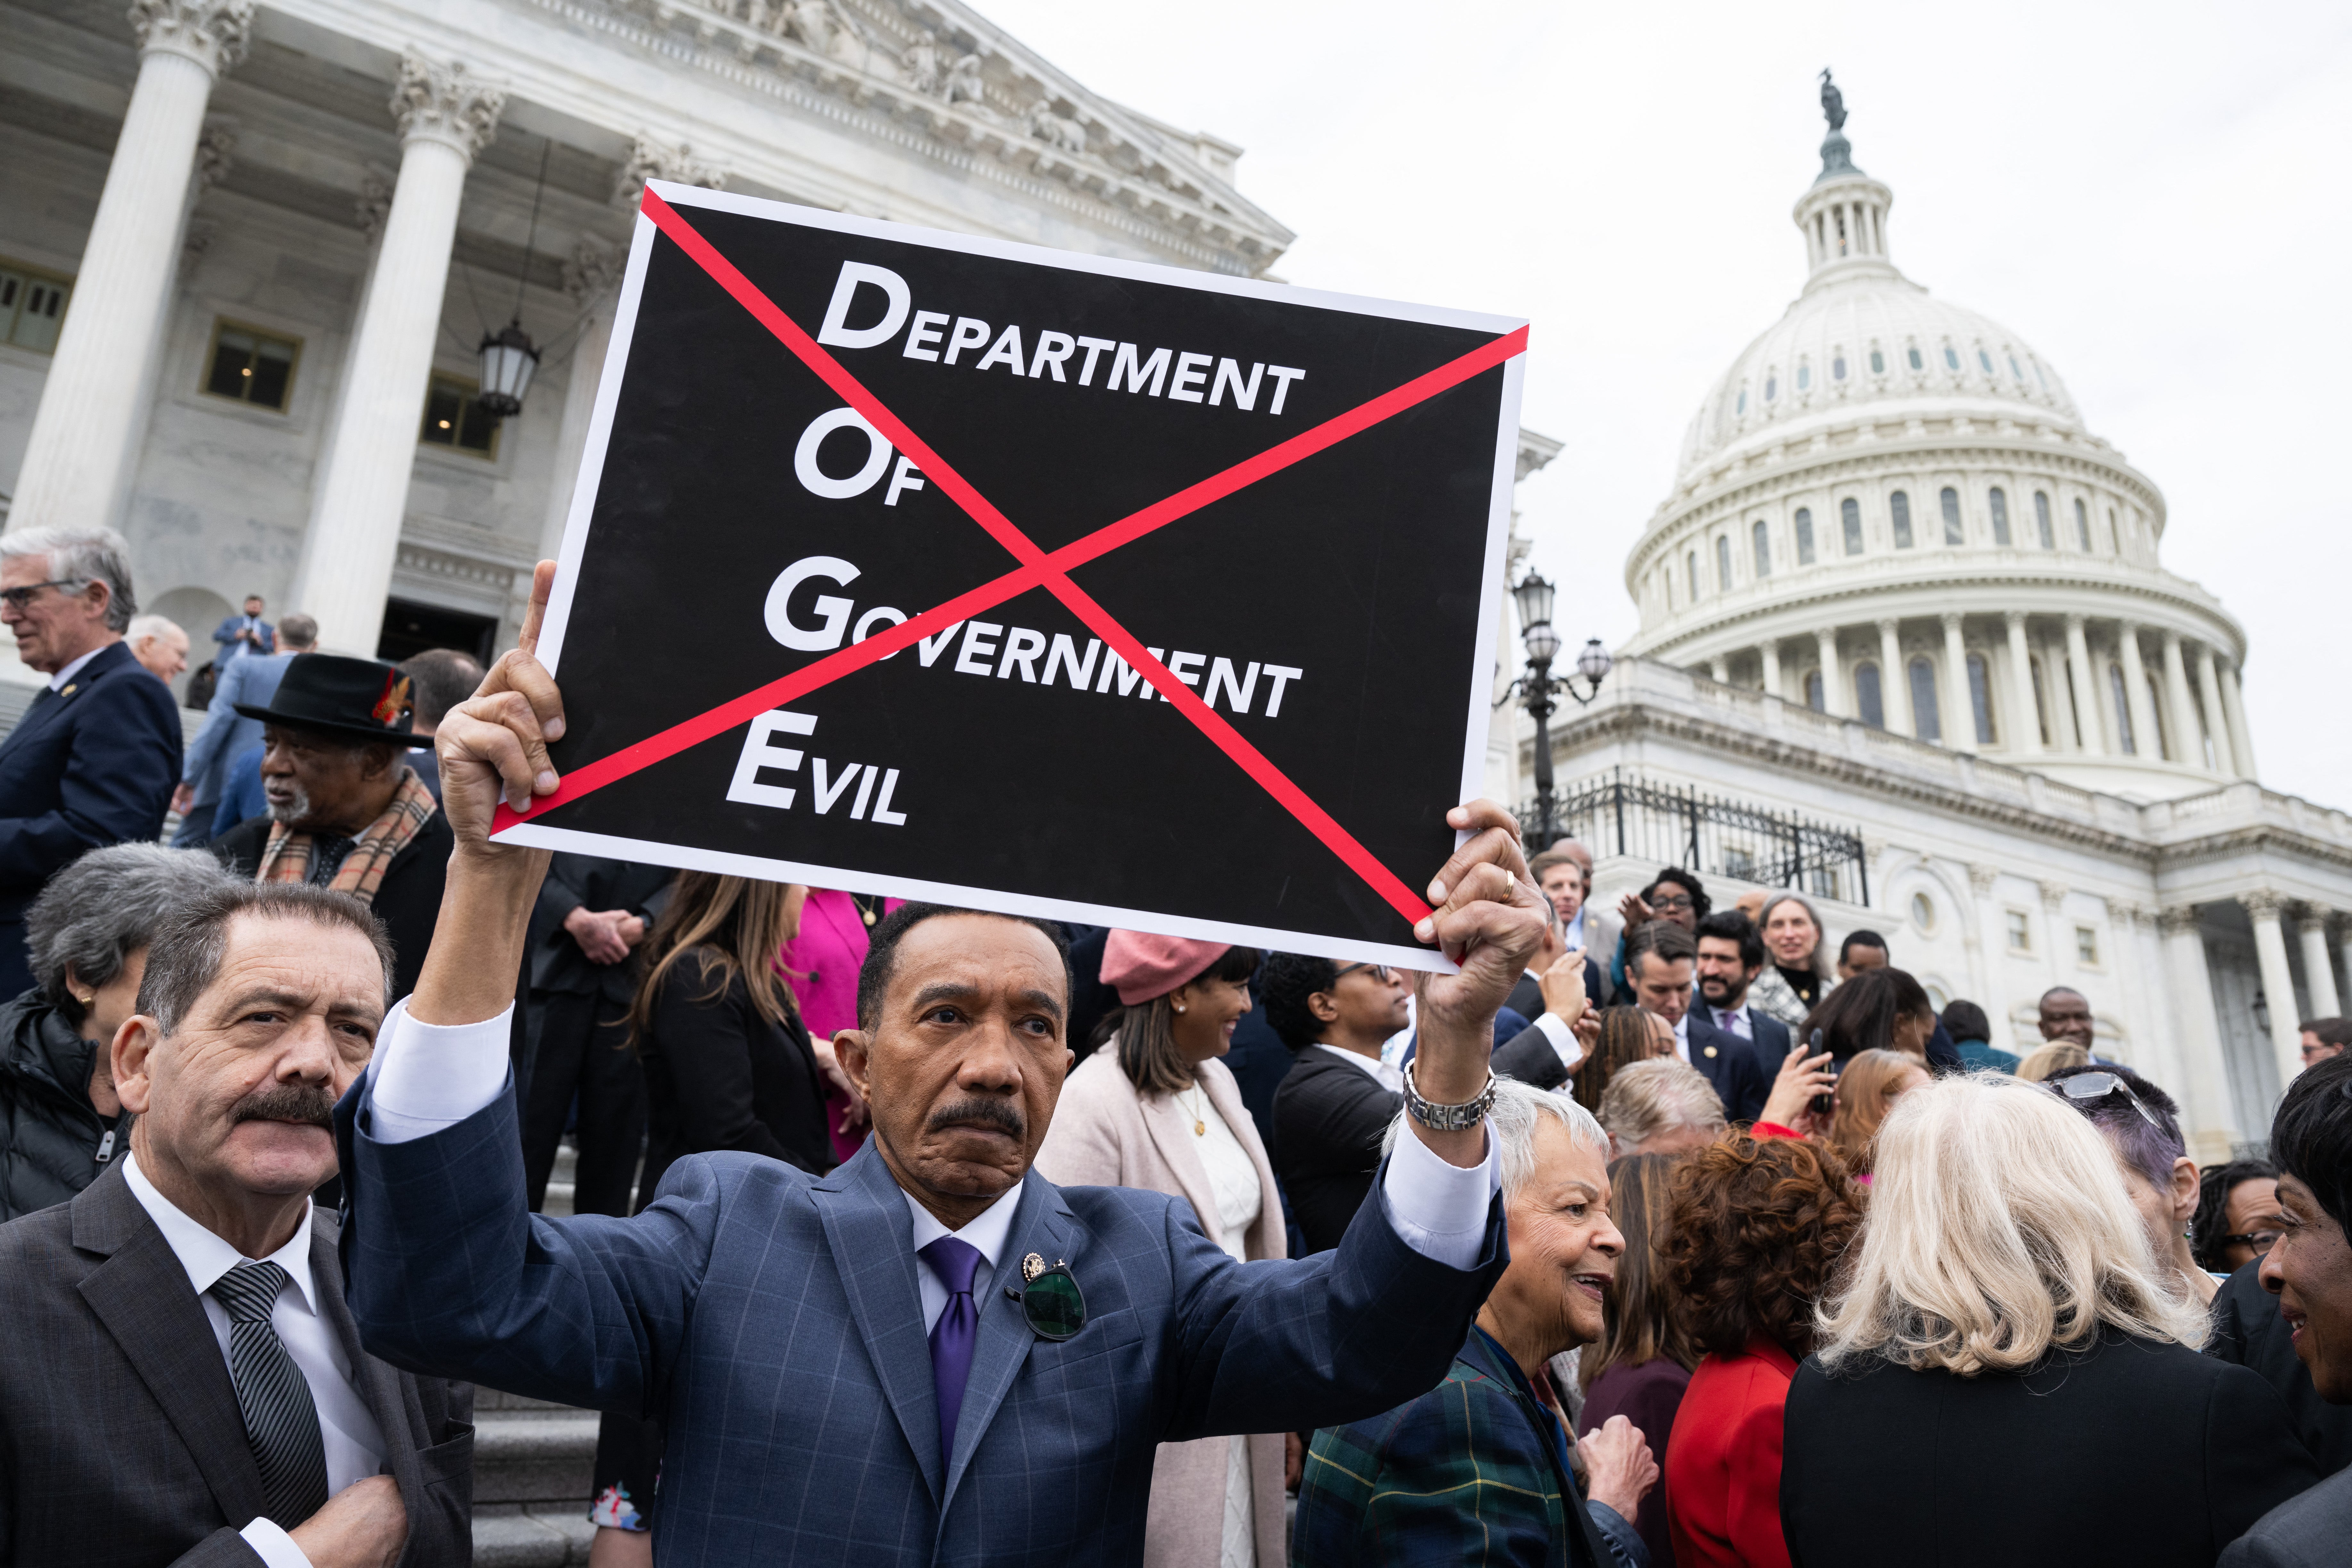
[[1519, 767, 1870, 907]]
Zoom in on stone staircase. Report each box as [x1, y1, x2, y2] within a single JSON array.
[[470, 1142, 603, 1566]]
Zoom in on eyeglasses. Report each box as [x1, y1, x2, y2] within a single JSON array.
[[2219, 1230, 2284, 1255], [2047, 1070, 2163, 1131], [1335, 963, 1397, 983], [0, 579, 84, 611], [1648, 893, 1694, 912]]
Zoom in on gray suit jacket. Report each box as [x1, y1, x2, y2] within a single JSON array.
[[181, 652, 293, 805], [2219, 1465, 2352, 1566], [0, 1163, 475, 1567]]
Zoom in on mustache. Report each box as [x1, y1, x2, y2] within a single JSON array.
[[926, 1097, 1024, 1139], [229, 1082, 337, 1129]]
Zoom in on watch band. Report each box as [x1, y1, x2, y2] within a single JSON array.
[[1402, 1062, 1498, 1132]]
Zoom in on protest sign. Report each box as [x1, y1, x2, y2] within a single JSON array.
[[497, 181, 1528, 968]]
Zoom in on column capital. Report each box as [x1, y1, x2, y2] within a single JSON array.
[[2240, 889, 2287, 921], [2004, 609, 2029, 628], [1940, 611, 1964, 632], [392, 53, 505, 162], [2063, 611, 2087, 632], [1966, 862, 2000, 895], [615, 137, 730, 210], [2038, 878, 2068, 911], [2157, 904, 2203, 938], [563, 236, 626, 306], [1874, 616, 1900, 636], [130, 0, 253, 77], [355, 167, 395, 245], [2292, 903, 2334, 932]]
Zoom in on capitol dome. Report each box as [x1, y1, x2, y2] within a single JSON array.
[[1618, 85, 2257, 803]]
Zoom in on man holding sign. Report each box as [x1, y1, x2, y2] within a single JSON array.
[[334, 564, 1547, 1565]]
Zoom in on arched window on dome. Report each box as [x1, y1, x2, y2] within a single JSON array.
[[1716, 535, 1733, 593], [1805, 668, 1826, 712], [1977, 347, 1994, 374], [2009, 354, 2025, 381], [1870, 347, 1885, 374], [1855, 661, 1885, 729], [2029, 656, 2054, 746], [1795, 507, 1816, 565], [2074, 498, 2091, 551], [1943, 344, 1961, 371], [1736, 387, 1747, 416], [2145, 672, 2171, 759], [2108, 663, 2137, 755], [1909, 657, 1942, 743], [1765, 373, 1778, 401], [1841, 498, 1863, 556], [1752, 519, 1771, 577], [1967, 653, 1997, 744], [1797, 361, 1811, 392], [1940, 486, 1964, 546], [1833, 354, 1847, 381], [2033, 359, 2049, 390], [1989, 487, 2012, 546], [2034, 491, 2055, 550], [1908, 344, 1924, 371], [1890, 490, 1914, 549]]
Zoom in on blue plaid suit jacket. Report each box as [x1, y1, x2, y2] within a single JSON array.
[[335, 1076, 1505, 1566]]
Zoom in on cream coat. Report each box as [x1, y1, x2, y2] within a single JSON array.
[[1033, 1048, 1289, 1568]]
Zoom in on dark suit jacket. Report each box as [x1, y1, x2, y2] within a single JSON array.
[[1689, 999, 1792, 1065], [0, 1162, 473, 1567], [2221, 1465, 2352, 1567], [1683, 1009, 1772, 1122], [0, 641, 180, 991], [1272, 1048, 1399, 1254], [638, 959, 834, 1201], [2208, 1258, 2352, 1476], [1504, 959, 1603, 1031], [214, 807, 452, 1004], [1782, 1327, 2318, 1568], [529, 853, 675, 1003], [337, 1075, 1506, 1567]]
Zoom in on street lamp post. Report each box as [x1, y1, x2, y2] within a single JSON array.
[[1497, 569, 1612, 846]]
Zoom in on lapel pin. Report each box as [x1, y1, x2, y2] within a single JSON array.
[[1704, 1045, 1719, 1058], [1021, 1252, 1046, 1283], [60, 684, 77, 697]]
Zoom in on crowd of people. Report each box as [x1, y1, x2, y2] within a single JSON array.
[[0, 536, 2347, 1568]]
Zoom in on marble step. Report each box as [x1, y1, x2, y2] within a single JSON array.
[[470, 1387, 601, 1566]]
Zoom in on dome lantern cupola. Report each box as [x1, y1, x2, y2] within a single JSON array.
[[1793, 71, 1895, 290]]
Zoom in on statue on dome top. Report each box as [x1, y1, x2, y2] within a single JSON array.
[[1819, 69, 1847, 132]]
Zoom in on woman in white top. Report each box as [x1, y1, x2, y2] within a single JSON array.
[[1033, 930, 1286, 1568]]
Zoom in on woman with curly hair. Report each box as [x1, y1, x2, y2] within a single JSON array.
[[1781, 1076, 2316, 1567], [1572, 1004, 1675, 1117], [1660, 1133, 1864, 1568]]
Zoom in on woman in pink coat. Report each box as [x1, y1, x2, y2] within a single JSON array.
[[775, 888, 897, 1160]]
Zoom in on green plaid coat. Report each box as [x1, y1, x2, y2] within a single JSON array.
[[1293, 1328, 1632, 1567]]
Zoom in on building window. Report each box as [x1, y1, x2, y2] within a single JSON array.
[[1911, 892, 1937, 933], [1805, 668, 1826, 711], [1909, 656, 1941, 742], [2009, 354, 2025, 380], [203, 320, 301, 411], [1752, 519, 1771, 577], [1870, 347, 1885, 374], [2108, 663, 2136, 754], [1795, 507, 1816, 565], [1736, 387, 1747, 415], [2032, 358, 2049, 389], [2030, 655, 2054, 744], [1833, 355, 1847, 380], [1967, 653, 1996, 743], [1856, 661, 1884, 728], [1890, 489, 1913, 548], [1908, 344, 1924, 370], [2075, 925, 2100, 966], [1765, 373, 1778, 401], [419, 373, 501, 458], [1989, 487, 2011, 545], [2074, 497, 2091, 551], [1841, 497, 1863, 556], [0, 259, 73, 354], [1943, 344, 1961, 370], [1797, 362, 1811, 391], [2007, 910, 2033, 953], [1940, 486, 1964, 545], [1715, 535, 1732, 592], [2034, 490, 2054, 549], [1977, 347, 1995, 373]]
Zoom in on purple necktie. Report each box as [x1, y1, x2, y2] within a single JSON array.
[[920, 1236, 984, 1465]]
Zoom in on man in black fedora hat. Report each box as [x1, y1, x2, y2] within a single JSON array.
[[212, 654, 453, 1002]]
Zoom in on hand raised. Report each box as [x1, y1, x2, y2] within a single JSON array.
[[1759, 1042, 1838, 1134], [1577, 1414, 1659, 1523], [437, 560, 566, 859], [1408, 800, 1547, 1121], [1538, 947, 1588, 1024]]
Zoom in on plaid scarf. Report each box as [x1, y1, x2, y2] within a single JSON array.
[[254, 768, 438, 904]]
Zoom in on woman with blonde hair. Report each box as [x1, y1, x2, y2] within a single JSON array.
[[1822, 1048, 1930, 1177], [1573, 1004, 1675, 1117], [2015, 1039, 2091, 1082], [1781, 1077, 2318, 1567]]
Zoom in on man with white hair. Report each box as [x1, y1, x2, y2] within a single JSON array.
[[0, 525, 182, 994], [126, 614, 191, 685], [1599, 1056, 1729, 1159], [1295, 1082, 1658, 1566]]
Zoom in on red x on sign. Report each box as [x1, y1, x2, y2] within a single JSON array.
[[500, 185, 1528, 965]]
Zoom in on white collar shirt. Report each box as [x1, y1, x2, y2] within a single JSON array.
[[1711, 1001, 1754, 1040], [47, 644, 103, 693], [1670, 1010, 1692, 1065], [1313, 1041, 1404, 1095], [122, 1154, 387, 1567], [904, 1182, 1024, 1334], [1563, 907, 1586, 949]]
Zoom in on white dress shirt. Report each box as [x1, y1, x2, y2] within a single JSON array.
[[904, 1183, 1022, 1333], [367, 999, 1500, 1272], [1313, 1041, 1404, 1095], [1710, 1001, 1754, 1040], [1670, 1011, 1693, 1064], [46, 644, 104, 693], [122, 1155, 387, 1568]]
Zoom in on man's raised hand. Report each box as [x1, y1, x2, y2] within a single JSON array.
[[437, 560, 566, 858]]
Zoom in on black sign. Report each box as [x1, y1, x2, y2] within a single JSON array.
[[501, 183, 1528, 968]]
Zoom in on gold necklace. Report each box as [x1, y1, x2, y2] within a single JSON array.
[[1179, 1085, 1207, 1136]]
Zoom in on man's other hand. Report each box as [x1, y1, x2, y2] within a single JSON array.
[[1538, 947, 1588, 1024], [287, 1474, 408, 1568], [1578, 1414, 1658, 1524]]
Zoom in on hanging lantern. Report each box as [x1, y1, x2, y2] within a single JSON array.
[[476, 321, 540, 419]]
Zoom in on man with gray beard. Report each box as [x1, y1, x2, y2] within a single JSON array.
[[213, 655, 450, 1004]]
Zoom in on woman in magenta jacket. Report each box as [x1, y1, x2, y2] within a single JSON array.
[[775, 888, 897, 1160]]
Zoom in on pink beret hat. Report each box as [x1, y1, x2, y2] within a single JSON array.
[[1101, 930, 1230, 1007]]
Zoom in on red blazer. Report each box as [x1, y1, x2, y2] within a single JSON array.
[[1665, 1335, 1797, 1568]]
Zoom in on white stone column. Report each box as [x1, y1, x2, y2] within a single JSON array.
[[2298, 911, 2342, 1020], [2340, 922, 2352, 1020], [1940, 613, 1972, 750], [2160, 632, 2200, 769], [2219, 661, 2258, 781], [2004, 612, 2040, 754], [1759, 640, 1782, 703], [2195, 644, 2235, 776], [6, 1, 252, 540], [2159, 905, 2240, 1159], [288, 54, 504, 655], [2244, 892, 2306, 1091], [1876, 617, 1911, 734], [2063, 615, 2105, 755], [2117, 623, 2159, 761], [1708, 654, 1729, 684], [1815, 626, 1846, 717]]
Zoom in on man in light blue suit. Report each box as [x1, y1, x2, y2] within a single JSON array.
[[334, 566, 1542, 1565], [172, 611, 314, 845]]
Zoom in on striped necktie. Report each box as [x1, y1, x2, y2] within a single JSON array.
[[210, 1260, 331, 1528]]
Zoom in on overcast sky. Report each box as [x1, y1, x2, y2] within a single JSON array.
[[981, 0, 2352, 808]]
